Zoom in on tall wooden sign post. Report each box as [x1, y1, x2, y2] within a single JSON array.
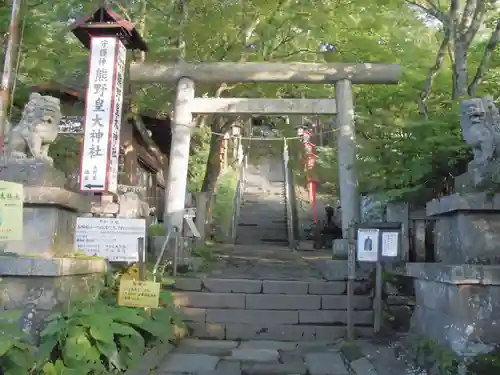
[[70, 8, 149, 273], [70, 7, 148, 202]]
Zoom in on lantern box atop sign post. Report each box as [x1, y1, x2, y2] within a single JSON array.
[[70, 7, 147, 194]]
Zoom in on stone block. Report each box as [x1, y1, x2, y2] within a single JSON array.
[[241, 361, 307, 375], [174, 277, 203, 291], [332, 239, 348, 259], [185, 323, 225, 339], [0, 256, 106, 276], [4, 186, 89, 256], [308, 260, 355, 281], [246, 294, 320, 310], [321, 296, 372, 310], [262, 280, 308, 294], [0, 256, 106, 339], [173, 292, 246, 309], [408, 263, 500, 356], [213, 360, 242, 375], [355, 327, 375, 338], [175, 339, 238, 356], [350, 357, 378, 375], [158, 353, 219, 373], [203, 278, 262, 293], [225, 324, 315, 341], [206, 309, 298, 325], [298, 310, 373, 325], [178, 307, 206, 322], [238, 340, 297, 351], [413, 279, 500, 320], [0, 159, 66, 187], [314, 326, 346, 340], [304, 352, 348, 375], [425, 193, 500, 263], [308, 281, 346, 295], [227, 348, 279, 362]]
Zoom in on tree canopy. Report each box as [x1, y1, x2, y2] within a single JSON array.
[[1, 0, 499, 202]]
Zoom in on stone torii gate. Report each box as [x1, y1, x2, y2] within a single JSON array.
[[129, 62, 401, 235]]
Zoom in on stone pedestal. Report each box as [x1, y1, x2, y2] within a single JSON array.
[[0, 159, 90, 256], [0, 256, 107, 340], [427, 192, 500, 264], [332, 239, 349, 259], [0, 159, 66, 187], [407, 263, 500, 356]]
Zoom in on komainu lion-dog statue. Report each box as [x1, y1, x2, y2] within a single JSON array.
[[460, 96, 500, 190], [4, 92, 62, 165]]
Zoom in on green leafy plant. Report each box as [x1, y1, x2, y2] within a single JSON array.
[[148, 224, 166, 237], [0, 310, 37, 375], [37, 291, 180, 375], [467, 347, 500, 375]]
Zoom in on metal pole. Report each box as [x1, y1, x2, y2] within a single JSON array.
[[374, 261, 383, 333], [172, 228, 179, 277], [138, 237, 145, 281], [346, 224, 356, 341], [0, 0, 23, 150]]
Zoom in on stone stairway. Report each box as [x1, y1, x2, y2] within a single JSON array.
[[236, 159, 288, 245], [171, 246, 374, 341]]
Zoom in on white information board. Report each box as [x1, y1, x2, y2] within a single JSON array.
[[381, 232, 399, 257], [75, 217, 146, 262], [356, 228, 379, 262]]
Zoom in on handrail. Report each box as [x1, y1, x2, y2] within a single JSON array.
[[229, 153, 247, 243], [283, 140, 299, 249]]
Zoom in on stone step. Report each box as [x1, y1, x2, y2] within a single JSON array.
[[185, 322, 373, 341], [173, 292, 372, 310], [179, 307, 373, 328], [172, 277, 370, 294]]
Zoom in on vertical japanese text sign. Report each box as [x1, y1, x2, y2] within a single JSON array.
[[80, 36, 127, 193]]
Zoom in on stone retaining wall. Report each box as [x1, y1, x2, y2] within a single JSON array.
[[0, 256, 107, 340]]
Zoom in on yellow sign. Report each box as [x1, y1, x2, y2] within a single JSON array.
[[0, 180, 23, 241], [118, 279, 161, 308]]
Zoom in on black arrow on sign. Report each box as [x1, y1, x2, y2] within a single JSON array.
[[84, 184, 104, 189]]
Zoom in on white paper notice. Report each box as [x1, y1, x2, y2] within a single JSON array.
[[382, 232, 399, 257], [356, 228, 379, 262], [75, 217, 146, 262]]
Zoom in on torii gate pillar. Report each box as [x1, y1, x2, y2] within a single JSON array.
[[164, 77, 195, 231], [335, 80, 359, 237]]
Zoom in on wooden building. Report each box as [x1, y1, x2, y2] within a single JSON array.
[[32, 82, 171, 221]]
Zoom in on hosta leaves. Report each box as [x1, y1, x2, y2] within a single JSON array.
[[109, 321, 141, 336], [95, 340, 123, 370], [0, 339, 13, 356], [62, 327, 93, 362], [89, 324, 115, 343], [118, 335, 145, 361]]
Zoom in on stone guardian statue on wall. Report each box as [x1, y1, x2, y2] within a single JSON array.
[[459, 96, 500, 190], [4, 92, 61, 165]]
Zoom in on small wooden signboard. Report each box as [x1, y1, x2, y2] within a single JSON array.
[[118, 279, 161, 309]]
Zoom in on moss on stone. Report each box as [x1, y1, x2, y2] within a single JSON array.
[[341, 342, 363, 362], [467, 347, 500, 375]]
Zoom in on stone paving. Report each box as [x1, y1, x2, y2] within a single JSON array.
[[155, 337, 419, 375]]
